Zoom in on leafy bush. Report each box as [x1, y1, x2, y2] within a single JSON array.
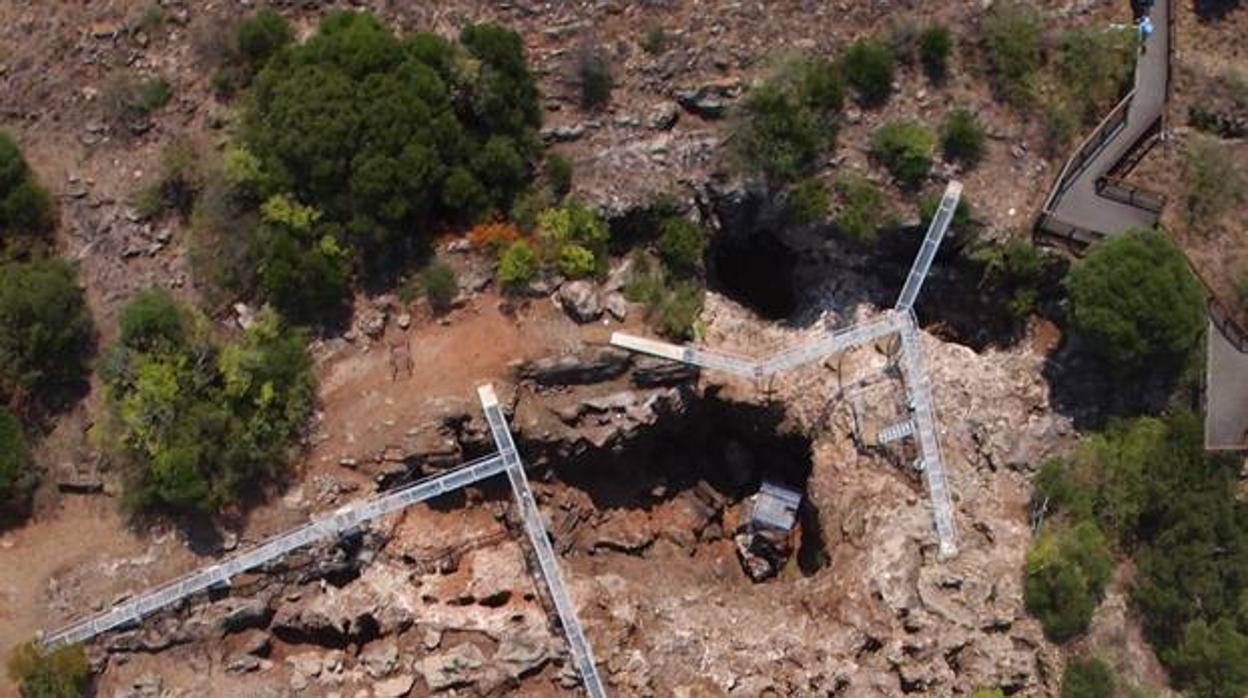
[[871, 121, 934, 189], [243, 12, 541, 275], [0, 259, 93, 409], [982, 0, 1044, 106], [625, 254, 704, 340], [1184, 135, 1245, 228], [918, 24, 953, 83], [420, 261, 458, 313], [971, 239, 1044, 321], [842, 38, 895, 106], [100, 72, 172, 129], [537, 202, 610, 274], [970, 689, 1006, 698], [558, 244, 597, 279], [577, 48, 613, 110], [119, 289, 185, 351], [0, 407, 33, 511], [1167, 619, 1248, 698], [1025, 520, 1114, 641], [833, 174, 883, 243], [787, 177, 830, 226], [657, 216, 707, 275], [1058, 27, 1136, 125], [941, 108, 986, 165], [237, 8, 291, 67], [733, 55, 842, 183], [6, 641, 90, 698], [1043, 99, 1079, 155], [498, 240, 538, 292], [1065, 229, 1205, 376], [545, 153, 574, 198], [0, 130, 54, 242], [102, 302, 314, 513], [1062, 658, 1116, 698], [138, 76, 173, 112]]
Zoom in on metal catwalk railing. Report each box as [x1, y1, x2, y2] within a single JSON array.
[[897, 181, 963, 312], [477, 386, 607, 698], [41, 453, 509, 648], [898, 312, 958, 557]]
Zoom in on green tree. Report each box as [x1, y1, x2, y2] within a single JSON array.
[[420, 261, 458, 313], [6, 641, 90, 698], [0, 259, 94, 408], [243, 13, 541, 277], [834, 174, 883, 243], [971, 239, 1045, 321], [498, 240, 538, 292], [0, 130, 54, 243], [1025, 521, 1114, 641], [941, 108, 986, 166], [1167, 619, 1248, 698], [1061, 658, 1116, 698], [255, 196, 351, 326], [1064, 229, 1205, 376], [0, 407, 33, 511], [983, 0, 1044, 106], [119, 288, 185, 351], [787, 178, 830, 226], [871, 121, 934, 189], [657, 217, 707, 275], [918, 25, 953, 83], [842, 38, 895, 106], [733, 56, 841, 184]]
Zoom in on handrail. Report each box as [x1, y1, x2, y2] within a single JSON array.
[[1043, 88, 1136, 212], [1095, 177, 1166, 213]]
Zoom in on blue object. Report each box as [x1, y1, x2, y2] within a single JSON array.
[[1139, 16, 1154, 39]]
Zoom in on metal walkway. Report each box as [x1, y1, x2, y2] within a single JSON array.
[[41, 453, 508, 648], [477, 386, 607, 698], [609, 181, 964, 558]]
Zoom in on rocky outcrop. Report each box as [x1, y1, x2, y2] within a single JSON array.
[[515, 347, 631, 386]]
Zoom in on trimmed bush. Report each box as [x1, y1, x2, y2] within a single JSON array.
[[941, 108, 986, 165], [1065, 229, 1205, 376], [842, 38, 895, 106], [657, 216, 707, 275], [498, 240, 538, 292], [871, 121, 934, 189], [983, 0, 1044, 106], [6, 641, 90, 698], [918, 24, 953, 83]]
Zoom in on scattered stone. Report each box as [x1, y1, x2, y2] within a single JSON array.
[[541, 124, 587, 142], [604, 292, 629, 321], [675, 80, 740, 119], [495, 631, 550, 677], [396, 312, 412, 330], [374, 674, 416, 698], [423, 627, 443, 650], [649, 104, 680, 130], [114, 672, 162, 698], [420, 642, 487, 692], [557, 280, 602, 323], [360, 638, 399, 679], [233, 303, 255, 330]]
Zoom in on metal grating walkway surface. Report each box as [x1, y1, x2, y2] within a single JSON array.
[[41, 453, 508, 648], [478, 386, 608, 698]]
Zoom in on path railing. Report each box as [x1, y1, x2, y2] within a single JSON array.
[[1095, 177, 1166, 213]]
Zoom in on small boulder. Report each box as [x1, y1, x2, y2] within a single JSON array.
[[557, 280, 602, 323]]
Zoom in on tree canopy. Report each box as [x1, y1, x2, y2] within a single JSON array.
[[0, 129, 55, 250], [1065, 229, 1205, 376], [243, 11, 541, 278], [0, 259, 94, 411], [0, 407, 33, 513]]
